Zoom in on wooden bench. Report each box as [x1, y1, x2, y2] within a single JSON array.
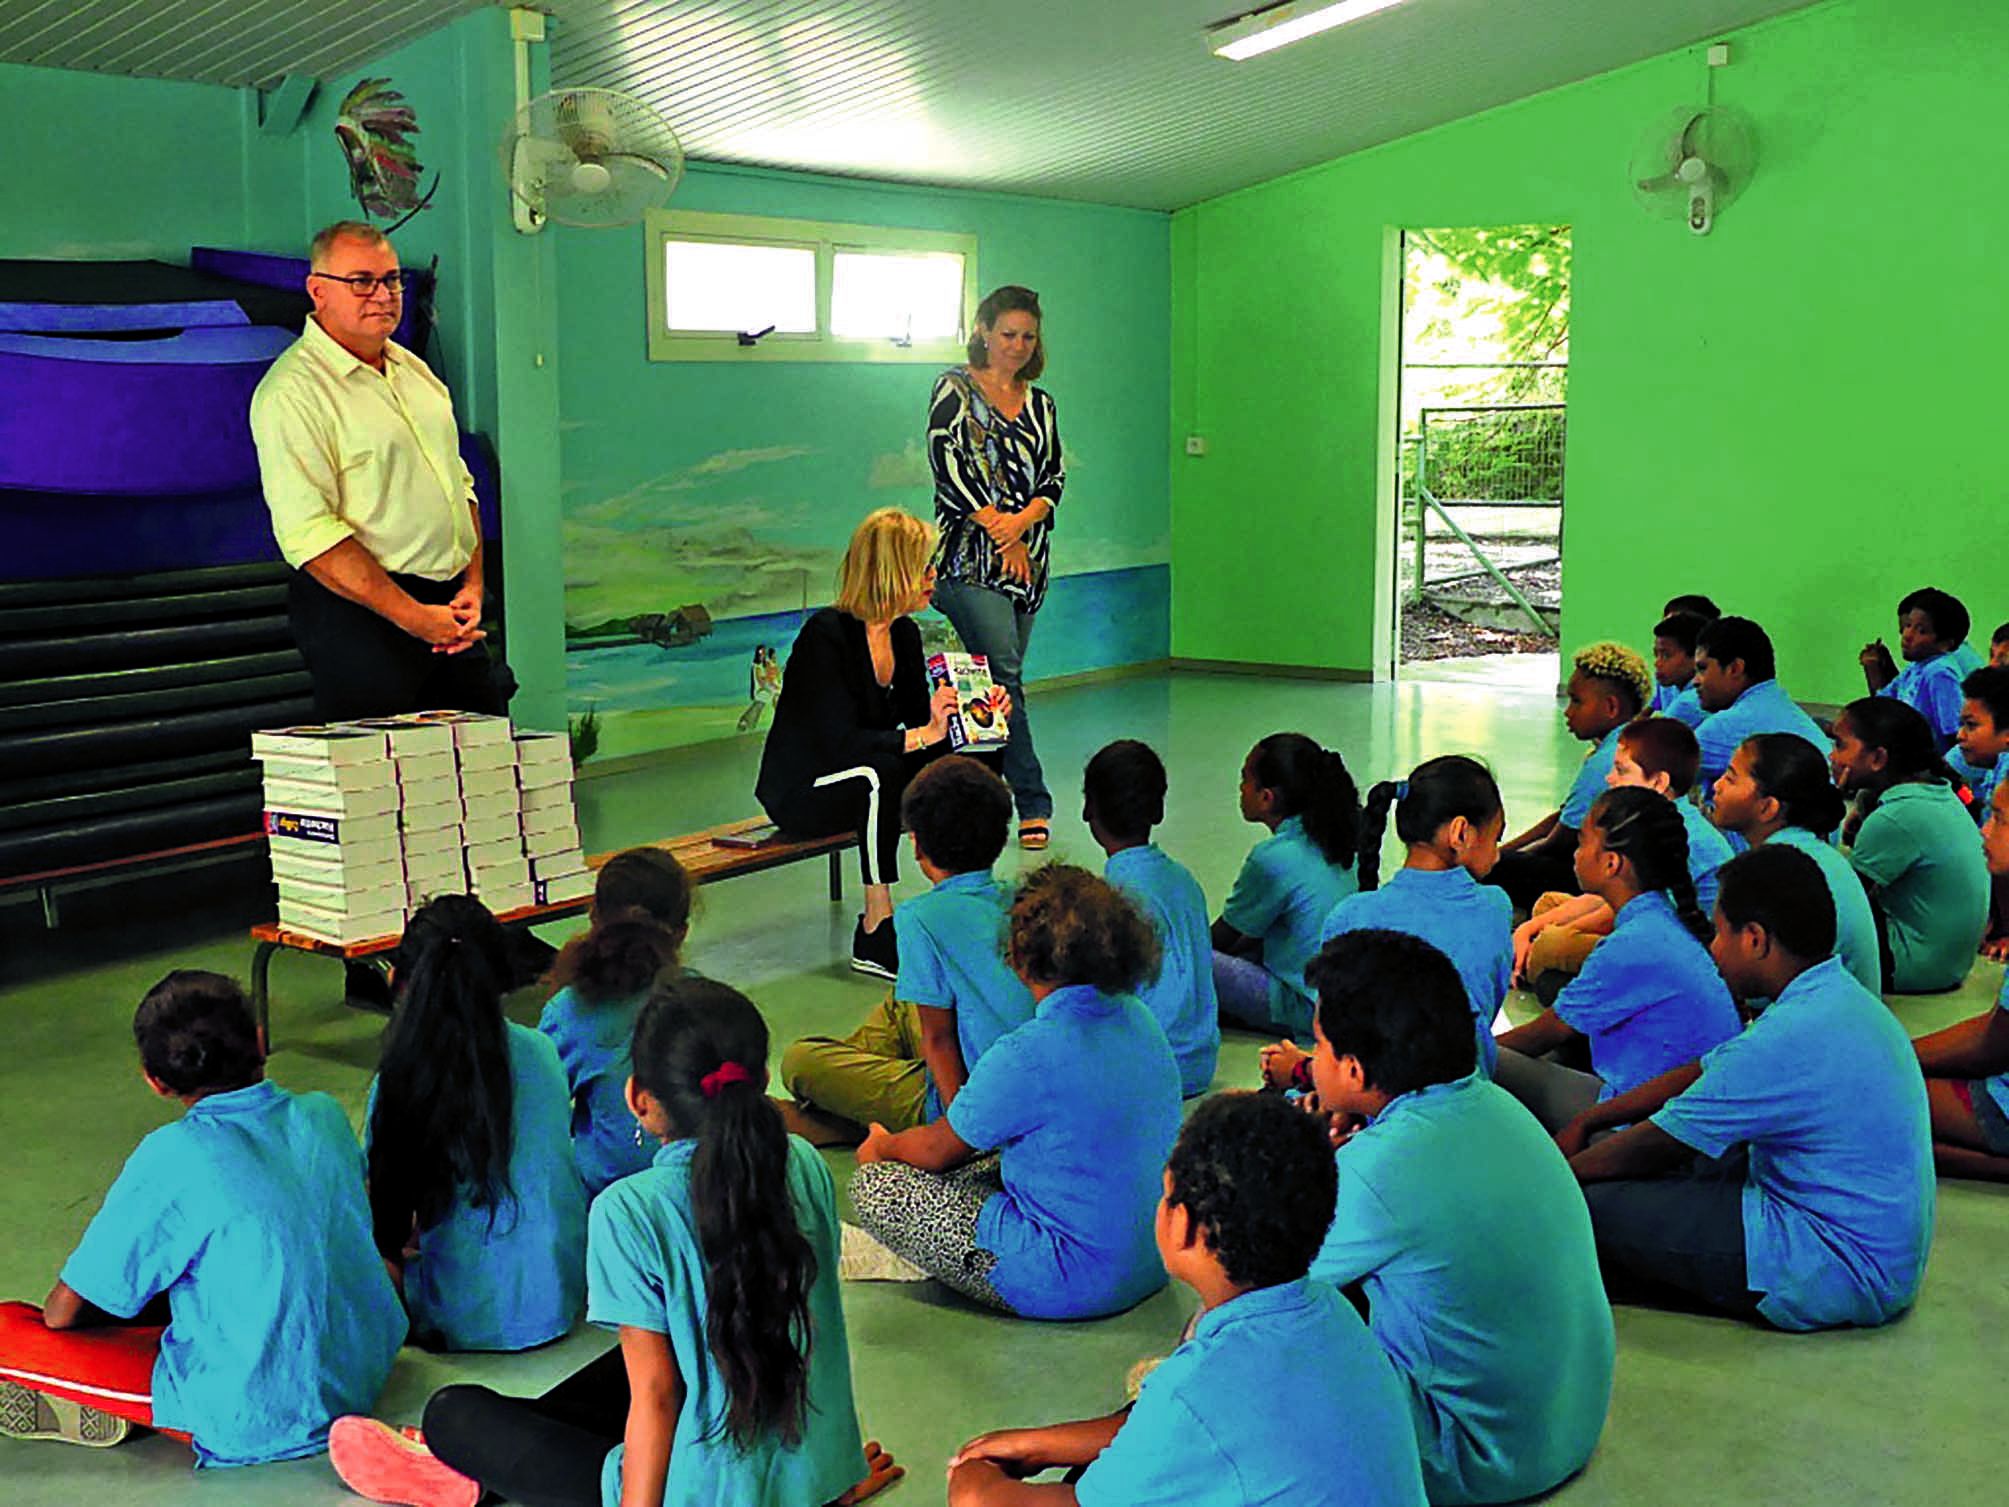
[[247, 817, 854, 1043]]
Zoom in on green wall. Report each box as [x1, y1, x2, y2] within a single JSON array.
[[1172, 0, 2009, 706]]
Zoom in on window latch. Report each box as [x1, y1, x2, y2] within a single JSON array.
[[737, 324, 776, 347]]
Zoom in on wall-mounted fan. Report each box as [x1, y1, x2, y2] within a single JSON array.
[[501, 88, 684, 232], [1631, 106, 1756, 235]]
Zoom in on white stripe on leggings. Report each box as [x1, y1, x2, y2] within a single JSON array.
[[813, 765, 883, 886], [0, 1364, 151, 1406]]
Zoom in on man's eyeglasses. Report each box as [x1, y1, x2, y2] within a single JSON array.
[[310, 270, 414, 298]]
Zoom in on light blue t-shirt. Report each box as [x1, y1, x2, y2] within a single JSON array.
[[61, 1080, 407, 1468], [1947, 745, 1999, 820], [1677, 796, 1736, 919], [1552, 891, 1742, 1099], [1312, 1075, 1614, 1505], [1769, 826, 1883, 996], [370, 1021, 588, 1351], [1075, 1279, 1427, 1507], [1320, 866, 1513, 1076], [1985, 972, 2009, 1123], [1221, 814, 1361, 1036], [1653, 957, 1934, 1330], [947, 984, 1181, 1319], [538, 985, 652, 1197], [1848, 781, 1990, 993], [1695, 678, 1831, 785], [1560, 726, 1624, 829], [893, 869, 1035, 1119], [1881, 650, 1967, 749], [1653, 680, 1707, 728], [1107, 843, 1220, 1097], [589, 1137, 865, 1507]]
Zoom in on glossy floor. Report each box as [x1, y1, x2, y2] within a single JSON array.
[[1, 669, 1999, 1505]]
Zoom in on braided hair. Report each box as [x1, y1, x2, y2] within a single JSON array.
[[1587, 786, 1711, 943]]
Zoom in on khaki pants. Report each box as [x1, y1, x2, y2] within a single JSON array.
[[1527, 892, 1603, 981], [780, 995, 932, 1132]]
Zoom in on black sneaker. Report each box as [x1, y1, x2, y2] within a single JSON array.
[[850, 917, 898, 980]]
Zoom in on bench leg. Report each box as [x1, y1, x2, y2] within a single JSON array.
[[250, 940, 278, 1051], [828, 849, 844, 905]]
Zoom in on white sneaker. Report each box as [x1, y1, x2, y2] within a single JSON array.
[[0, 1381, 130, 1448], [839, 1222, 928, 1282]]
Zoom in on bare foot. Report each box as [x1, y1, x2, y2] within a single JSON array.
[[836, 1441, 904, 1504]]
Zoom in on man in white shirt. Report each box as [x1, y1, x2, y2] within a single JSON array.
[[250, 221, 505, 720]]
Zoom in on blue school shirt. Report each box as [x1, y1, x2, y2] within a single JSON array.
[[1694, 678, 1831, 784], [1769, 826, 1883, 996], [1075, 1279, 1427, 1507], [538, 985, 652, 1197], [1678, 797, 1735, 919], [1107, 843, 1220, 1097], [60, 1080, 407, 1468], [1559, 726, 1623, 829], [588, 1136, 865, 1507], [1312, 1074, 1613, 1505], [1653, 680, 1706, 728], [1880, 650, 1967, 748], [370, 1021, 588, 1351], [1849, 781, 1990, 993], [1652, 956, 1934, 1330], [1552, 891, 1741, 1098], [946, 984, 1181, 1319], [893, 868, 1035, 1118], [1947, 745, 1999, 818], [1320, 866, 1513, 1076], [1221, 815, 1361, 1035]]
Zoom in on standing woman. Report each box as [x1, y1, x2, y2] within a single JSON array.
[[929, 285, 1065, 850]]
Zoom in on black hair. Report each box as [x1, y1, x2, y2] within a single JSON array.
[[630, 976, 815, 1449], [1994, 621, 2009, 648], [1716, 846, 1838, 963], [1663, 594, 1720, 620], [901, 754, 1011, 873], [547, 848, 692, 1003], [1586, 787, 1711, 944], [1083, 738, 1166, 844], [1898, 587, 1969, 646], [1008, 863, 1160, 995], [1165, 1093, 1336, 1290], [1838, 697, 1957, 790], [1741, 733, 1846, 836], [368, 895, 517, 1253], [1306, 930, 1476, 1096], [1619, 715, 1702, 797], [1355, 755, 1503, 890], [1696, 616, 1776, 682], [132, 970, 263, 1096], [1653, 611, 1709, 657], [1247, 732, 1360, 866], [1962, 666, 2009, 728]]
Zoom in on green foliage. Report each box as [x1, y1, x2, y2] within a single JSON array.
[[1407, 225, 1571, 373], [1419, 407, 1566, 504], [570, 705, 601, 766]]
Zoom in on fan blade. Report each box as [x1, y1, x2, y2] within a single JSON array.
[[1636, 174, 1682, 193]]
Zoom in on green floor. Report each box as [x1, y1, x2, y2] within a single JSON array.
[[2, 669, 2001, 1505]]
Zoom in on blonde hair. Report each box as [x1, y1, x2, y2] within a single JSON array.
[[310, 220, 391, 270], [1572, 641, 1654, 716], [834, 508, 936, 622]]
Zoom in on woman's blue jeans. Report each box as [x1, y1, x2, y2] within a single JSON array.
[[931, 579, 1051, 820]]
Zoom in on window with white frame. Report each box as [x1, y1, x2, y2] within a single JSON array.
[[645, 210, 977, 363]]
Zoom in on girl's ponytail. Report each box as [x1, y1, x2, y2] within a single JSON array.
[[1386, 756, 1505, 870], [1355, 781, 1400, 891], [548, 849, 693, 1003], [1590, 787, 1711, 944], [1249, 733, 1360, 867], [1744, 734, 1845, 837]]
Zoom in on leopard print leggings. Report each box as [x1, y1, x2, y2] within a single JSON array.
[[849, 1155, 1013, 1312]]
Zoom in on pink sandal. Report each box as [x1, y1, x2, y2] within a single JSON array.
[[328, 1416, 480, 1507]]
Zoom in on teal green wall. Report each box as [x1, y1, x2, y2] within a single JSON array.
[[1173, 0, 2009, 707], [556, 166, 1171, 758]]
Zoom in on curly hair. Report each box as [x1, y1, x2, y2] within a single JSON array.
[[1008, 863, 1161, 994], [902, 754, 1012, 873], [1166, 1092, 1336, 1289], [133, 970, 263, 1096], [1572, 641, 1653, 717], [547, 847, 692, 1002]]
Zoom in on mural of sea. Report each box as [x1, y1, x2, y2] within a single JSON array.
[[566, 564, 1169, 763]]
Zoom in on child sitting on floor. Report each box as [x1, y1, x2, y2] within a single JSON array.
[[1912, 776, 2009, 1181], [1305, 931, 1614, 1506], [539, 847, 693, 1195], [333, 976, 900, 1507], [943, 1093, 1427, 1507], [1487, 642, 1652, 913], [850, 865, 1182, 1320], [1494, 788, 1741, 1131], [1860, 586, 1978, 751], [367, 895, 587, 1353], [1561, 845, 1935, 1330], [1083, 739, 1219, 1097], [1692, 616, 1831, 787], [779, 756, 1032, 1144], [1709, 733, 1881, 995], [1831, 697, 1990, 993], [0, 971, 404, 1466], [1210, 732, 1364, 1039], [1651, 609, 1713, 728], [1513, 716, 1734, 989], [1955, 667, 2009, 960]]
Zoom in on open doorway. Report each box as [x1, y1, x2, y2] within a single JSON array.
[[1394, 226, 1569, 689]]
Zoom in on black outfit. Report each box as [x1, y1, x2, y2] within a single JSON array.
[[288, 568, 506, 722], [1582, 1147, 1766, 1320], [424, 1349, 627, 1507], [1485, 845, 1582, 914], [756, 608, 936, 885]]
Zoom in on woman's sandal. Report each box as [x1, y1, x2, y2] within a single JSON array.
[[1018, 819, 1051, 851]]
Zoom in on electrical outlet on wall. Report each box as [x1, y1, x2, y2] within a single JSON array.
[[1184, 435, 1207, 456]]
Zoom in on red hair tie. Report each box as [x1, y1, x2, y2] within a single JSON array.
[[700, 1061, 753, 1099]]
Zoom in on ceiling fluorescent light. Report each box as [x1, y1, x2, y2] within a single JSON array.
[[1210, 0, 1412, 61]]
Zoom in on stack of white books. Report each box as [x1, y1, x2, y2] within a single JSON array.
[[253, 725, 404, 945], [353, 715, 463, 917], [423, 711, 533, 913], [516, 731, 592, 905]]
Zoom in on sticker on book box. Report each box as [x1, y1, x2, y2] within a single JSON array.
[[266, 810, 341, 843]]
